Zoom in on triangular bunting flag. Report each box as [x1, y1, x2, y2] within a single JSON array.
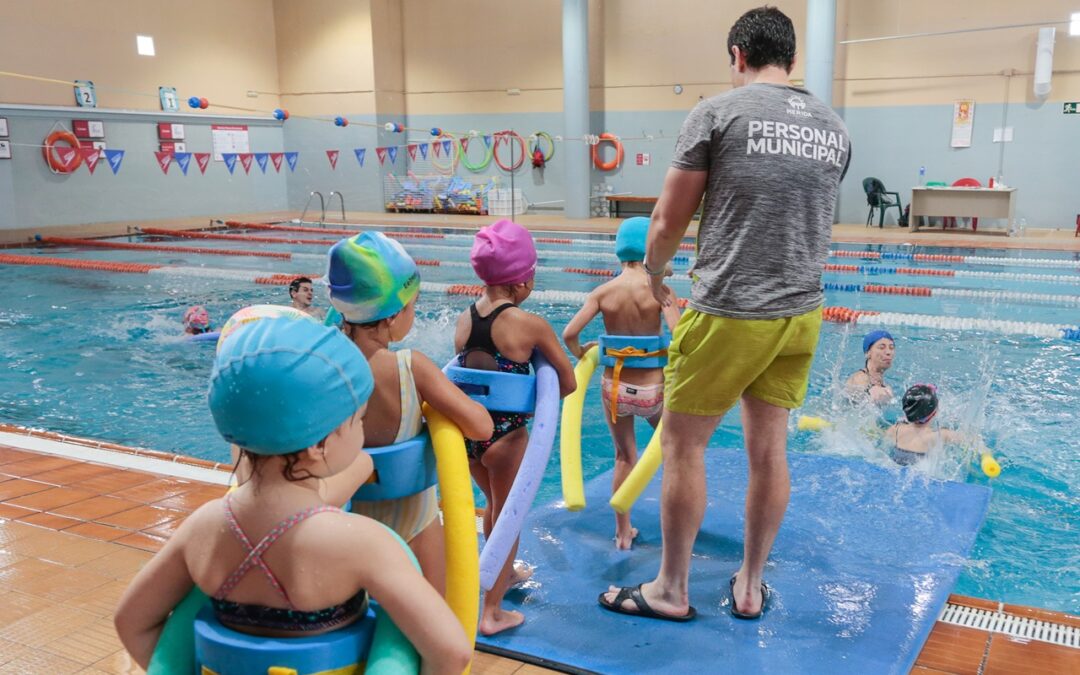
[[441, 140, 452, 155], [270, 152, 283, 172], [285, 152, 298, 172], [154, 151, 172, 174], [386, 146, 398, 164], [254, 153, 269, 173], [432, 142, 442, 158], [194, 153, 211, 174], [238, 153, 253, 174], [56, 147, 77, 167], [483, 135, 493, 148], [461, 138, 470, 152], [326, 150, 339, 169], [223, 153, 238, 174], [376, 147, 387, 165], [104, 149, 124, 175], [407, 144, 417, 161], [79, 148, 101, 174], [419, 143, 429, 160], [354, 148, 366, 167], [173, 152, 192, 176]]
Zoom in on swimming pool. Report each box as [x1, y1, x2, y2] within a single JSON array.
[[1, 224, 1077, 615]]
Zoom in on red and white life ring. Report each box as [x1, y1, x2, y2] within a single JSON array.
[[42, 130, 83, 174], [591, 133, 623, 171]]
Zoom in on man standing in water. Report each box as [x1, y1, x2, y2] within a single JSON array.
[[600, 6, 850, 621], [288, 276, 326, 320]]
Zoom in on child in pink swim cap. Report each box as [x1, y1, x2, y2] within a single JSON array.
[[182, 305, 211, 335], [453, 219, 577, 636]]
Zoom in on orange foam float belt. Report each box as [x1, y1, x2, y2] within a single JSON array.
[[38, 236, 293, 260], [42, 130, 82, 174], [604, 345, 668, 424], [591, 133, 624, 171]]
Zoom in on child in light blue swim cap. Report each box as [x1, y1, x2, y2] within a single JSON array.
[[115, 313, 471, 670], [326, 231, 494, 598]]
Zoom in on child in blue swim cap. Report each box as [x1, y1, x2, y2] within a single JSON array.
[[326, 231, 494, 597], [115, 314, 471, 670], [562, 217, 682, 550]]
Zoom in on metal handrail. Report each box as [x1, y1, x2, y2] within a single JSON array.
[[299, 191, 325, 225], [327, 191, 346, 222]]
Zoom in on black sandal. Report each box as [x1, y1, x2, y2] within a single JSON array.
[[729, 574, 770, 620], [598, 583, 696, 622]]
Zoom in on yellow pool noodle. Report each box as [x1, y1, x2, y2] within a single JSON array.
[[797, 415, 832, 432], [559, 346, 598, 511], [980, 453, 1001, 478], [422, 403, 479, 673], [609, 421, 663, 514]]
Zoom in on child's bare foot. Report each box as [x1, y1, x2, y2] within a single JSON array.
[[478, 608, 525, 636], [511, 562, 534, 586], [615, 526, 639, 550]]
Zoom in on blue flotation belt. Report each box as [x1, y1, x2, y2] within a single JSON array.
[[444, 366, 536, 413], [352, 432, 438, 502], [597, 334, 669, 423]]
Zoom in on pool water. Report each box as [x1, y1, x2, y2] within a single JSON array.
[[0, 228, 1077, 614]]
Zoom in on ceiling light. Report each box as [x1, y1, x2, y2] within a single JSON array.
[[1070, 13, 1080, 36], [137, 35, 155, 56]]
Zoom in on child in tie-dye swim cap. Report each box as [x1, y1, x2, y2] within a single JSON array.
[[452, 219, 578, 635], [326, 231, 493, 597], [182, 305, 211, 335]]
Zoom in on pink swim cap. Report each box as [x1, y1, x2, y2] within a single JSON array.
[[470, 219, 537, 286], [183, 305, 210, 331]]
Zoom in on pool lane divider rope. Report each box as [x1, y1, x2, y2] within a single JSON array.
[[825, 263, 1080, 286], [824, 282, 1080, 306], [2, 252, 1077, 340], [36, 236, 295, 260]]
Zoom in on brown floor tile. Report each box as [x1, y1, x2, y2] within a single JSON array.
[[43, 616, 123, 666], [515, 665, 561, 675], [97, 505, 184, 530], [32, 463, 117, 487], [77, 470, 157, 495], [7, 486, 97, 512], [53, 495, 142, 521], [0, 478, 55, 501], [0, 455, 78, 479], [0, 590, 53, 624], [473, 651, 525, 674], [109, 478, 198, 504], [1000, 603, 1080, 631], [65, 521, 132, 543], [18, 510, 82, 530], [983, 634, 1080, 675], [0, 603, 100, 648], [3, 528, 117, 566], [16, 564, 113, 603], [0, 649, 87, 674], [150, 490, 219, 512], [914, 623, 989, 675], [77, 547, 153, 581], [0, 549, 24, 571], [0, 502, 37, 521], [0, 447, 37, 465], [142, 518, 183, 540], [69, 580, 128, 618], [0, 557, 68, 587], [90, 650, 145, 675], [112, 531, 167, 553], [0, 519, 54, 544]]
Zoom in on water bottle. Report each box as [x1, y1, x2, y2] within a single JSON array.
[[918, 166, 926, 186], [1019, 218, 1027, 237]]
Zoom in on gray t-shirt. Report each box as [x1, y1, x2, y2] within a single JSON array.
[[672, 83, 850, 319]]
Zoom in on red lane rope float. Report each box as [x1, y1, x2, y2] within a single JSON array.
[[536, 237, 573, 244], [591, 133, 624, 171], [678, 243, 695, 251], [564, 267, 616, 277], [225, 221, 446, 240], [895, 267, 955, 277], [42, 130, 83, 174], [38, 236, 293, 260], [255, 273, 321, 286], [864, 284, 932, 297], [831, 250, 882, 259], [415, 258, 441, 266], [141, 228, 332, 246], [822, 306, 880, 324], [492, 130, 527, 172], [446, 284, 485, 297], [913, 254, 965, 263], [0, 253, 159, 273]]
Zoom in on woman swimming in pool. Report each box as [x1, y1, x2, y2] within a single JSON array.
[[114, 314, 470, 672], [846, 330, 895, 405]]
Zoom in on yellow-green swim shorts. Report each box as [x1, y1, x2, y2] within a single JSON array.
[[664, 305, 822, 416]]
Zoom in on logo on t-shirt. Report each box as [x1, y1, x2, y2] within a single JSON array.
[[786, 95, 812, 118]]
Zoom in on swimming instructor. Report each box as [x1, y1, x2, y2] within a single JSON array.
[[599, 6, 850, 621]]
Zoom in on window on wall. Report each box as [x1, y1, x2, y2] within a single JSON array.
[[136, 35, 155, 56], [1071, 13, 1080, 36]]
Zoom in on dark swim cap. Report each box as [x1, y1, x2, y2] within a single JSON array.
[[902, 384, 938, 423]]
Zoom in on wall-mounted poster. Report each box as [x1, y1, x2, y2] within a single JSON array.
[[0, 118, 8, 137], [0, 140, 11, 159], [951, 99, 974, 148], [211, 124, 249, 161]]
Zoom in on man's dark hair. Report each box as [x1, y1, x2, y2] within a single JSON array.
[[288, 276, 312, 296], [727, 6, 796, 72]]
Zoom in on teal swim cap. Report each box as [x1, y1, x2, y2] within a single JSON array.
[[326, 232, 421, 324], [208, 316, 373, 454], [615, 217, 650, 262]]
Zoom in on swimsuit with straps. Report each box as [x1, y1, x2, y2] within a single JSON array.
[[211, 493, 368, 633], [889, 423, 929, 466], [350, 349, 440, 542], [458, 302, 532, 460]]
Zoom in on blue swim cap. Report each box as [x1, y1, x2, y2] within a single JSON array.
[[326, 232, 421, 324], [208, 316, 373, 454], [862, 329, 894, 353], [615, 217, 650, 263]]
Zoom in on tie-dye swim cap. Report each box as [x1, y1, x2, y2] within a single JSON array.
[[183, 305, 210, 332], [326, 232, 421, 324]]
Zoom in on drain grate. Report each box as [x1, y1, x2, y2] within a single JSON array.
[[940, 602, 1080, 648]]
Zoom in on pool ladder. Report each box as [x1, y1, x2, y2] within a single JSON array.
[[299, 191, 346, 226]]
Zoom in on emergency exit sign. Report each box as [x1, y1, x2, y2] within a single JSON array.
[[1064, 102, 1080, 114]]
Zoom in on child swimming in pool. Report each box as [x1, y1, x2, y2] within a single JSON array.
[[562, 217, 681, 550], [182, 305, 211, 335], [114, 313, 471, 673], [884, 383, 993, 469], [453, 219, 577, 635], [325, 231, 494, 597]]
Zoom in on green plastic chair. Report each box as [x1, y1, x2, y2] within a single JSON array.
[[862, 177, 903, 228]]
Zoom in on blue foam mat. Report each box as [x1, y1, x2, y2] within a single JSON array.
[[477, 448, 991, 674]]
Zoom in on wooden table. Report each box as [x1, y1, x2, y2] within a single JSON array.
[[606, 195, 658, 218], [909, 187, 1017, 231]]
